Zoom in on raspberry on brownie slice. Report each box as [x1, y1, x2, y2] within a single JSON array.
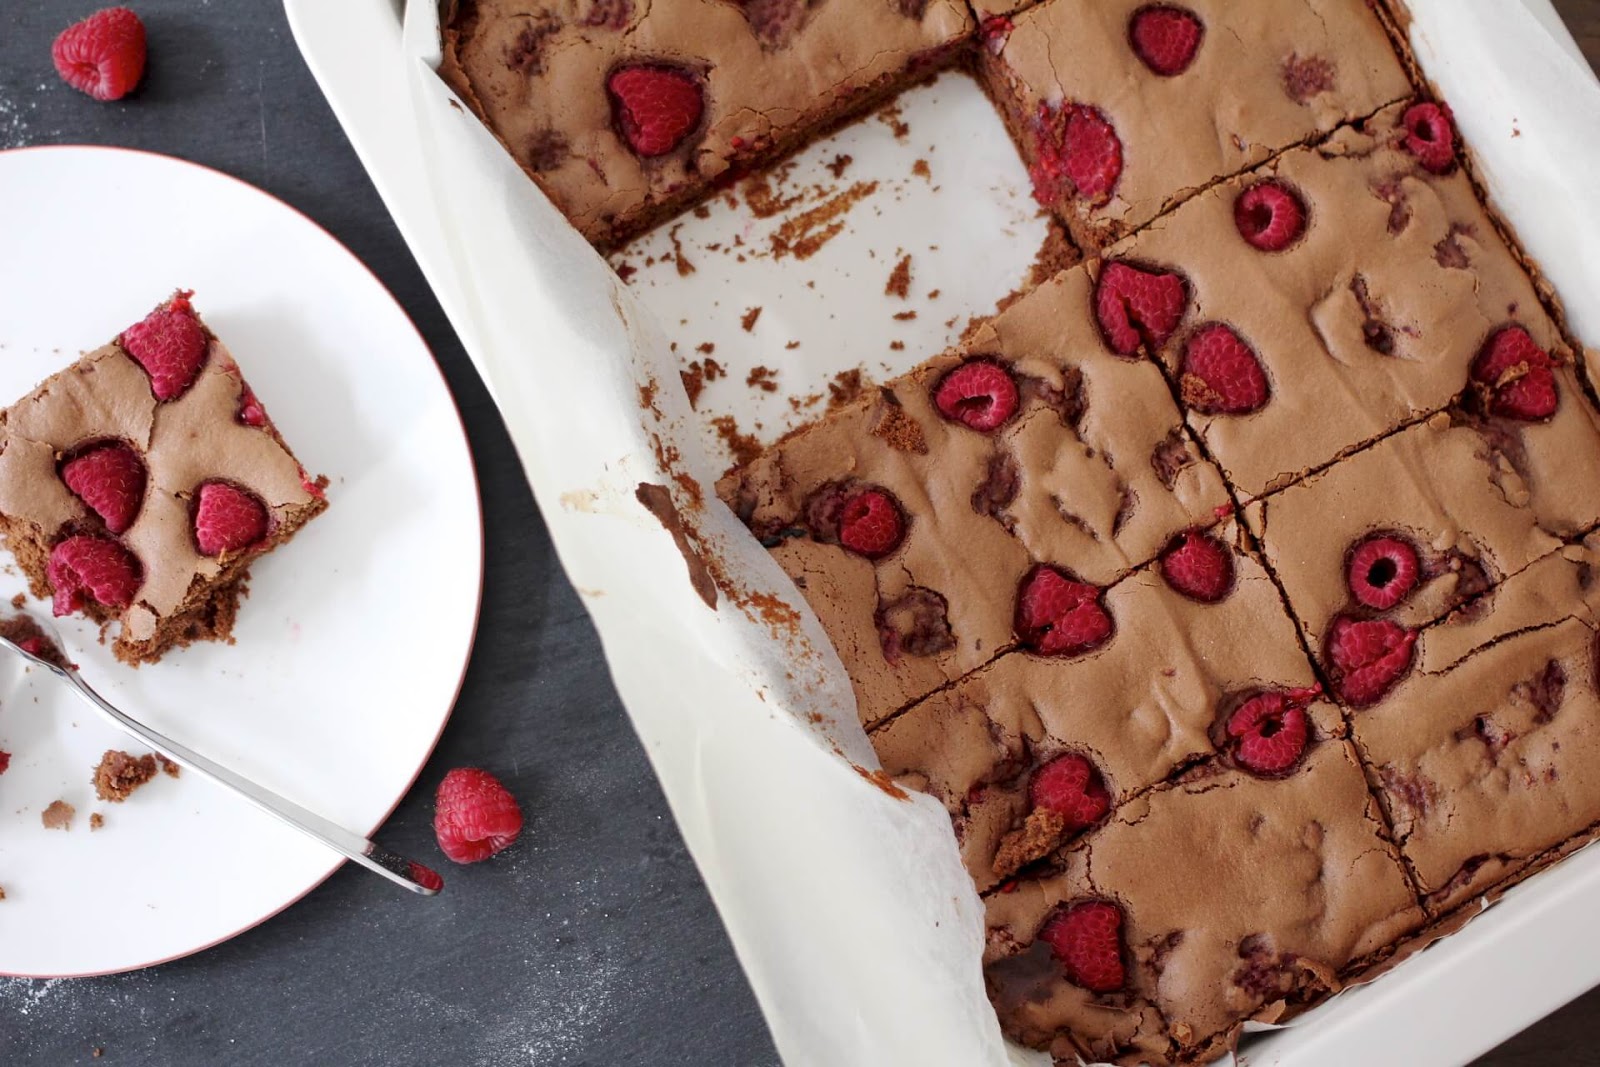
[[983, 739, 1422, 1066], [1244, 406, 1600, 665], [1349, 541, 1600, 915], [438, 0, 974, 250], [1104, 100, 1579, 498], [872, 526, 1333, 891], [718, 264, 1230, 728], [0, 292, 328, 664], [978, 0, 1411, 250]]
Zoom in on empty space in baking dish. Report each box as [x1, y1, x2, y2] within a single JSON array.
[[610, 70, 1048, 472]]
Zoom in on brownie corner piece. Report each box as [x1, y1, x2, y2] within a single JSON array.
[[0, 292, 328, 665]]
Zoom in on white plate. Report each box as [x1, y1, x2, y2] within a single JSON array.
[[0, 145, 482, 977]]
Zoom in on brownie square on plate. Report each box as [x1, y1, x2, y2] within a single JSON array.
[[0, 292, 327, 664]]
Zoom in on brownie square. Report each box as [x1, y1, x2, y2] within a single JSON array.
[[0, 292, 328, 664], [872, 530, 1332, 891], [1245, 405, 1600, 663], [983, 739, 1423, 1066], [979, 0, 1411, 250], [1349, 542, 1600, 914], [439, 0, 974, 249], [718, 264, 1231, 727], [1103, 101, 1576, 497]]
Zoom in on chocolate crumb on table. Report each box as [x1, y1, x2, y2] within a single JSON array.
[[740, 306, 762, 332], [90, 812, 105, 831], [885, 254, 913, 299]]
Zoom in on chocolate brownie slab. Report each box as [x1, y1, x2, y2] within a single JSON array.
[[983, 740, 1422, 1066], [979, 0, 1411, 250], [440, 0, 974, 249], [719, 264, 1230, 727], [872, 532, 1333, 891]]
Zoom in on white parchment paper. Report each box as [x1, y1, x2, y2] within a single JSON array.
[[289, 1, 1600, 1064]]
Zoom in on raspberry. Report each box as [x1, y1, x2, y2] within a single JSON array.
[[193, 482, 269, 557], [0, 751, 9, 775], [1227, 689, 1317, 776], [59, 442, 146, 534], [837, 488, 905, 559], [981, 14, 1014, 54], [1159, 529, 1235, 603], [433, 767, 523, 864], [1039, 901, 1126, 993], [52, 7, 146, 102], [1471, 326, 1559, 421], [120, 292, 208, 401], [1128, 5, 1203, 77], [1029, 104, 1123, 207], [1015, 565, 1113, 657], [1347, 535, 1420, 610], [1234, 180, 1307, 252], [607, 65, 704, 158], [1180, 323, 1269, 415], [17, 637, 48, 659], [933, 360, 1019, 432], [1029, 754, 1111, 830], [1094, 261, 1187, 357], [236, 382, 269, 427], [48, 535, 141, 616], [1326, 615, 1416, 707], [1401, 102, 1456, 174]]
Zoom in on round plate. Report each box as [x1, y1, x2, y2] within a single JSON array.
[[0, 146, 482, 977]]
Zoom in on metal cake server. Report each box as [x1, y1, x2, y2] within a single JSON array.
[[0, 608, 443, 897]]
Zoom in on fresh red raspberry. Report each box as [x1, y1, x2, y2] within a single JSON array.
[[933, 360, 1019, 432], [0, 751, 10, 775], [48, 535, 141, 616], [1094, 261, 1187, 357], [607, 65, 704, 158], [1234, 180, 1307, 252], [1227, 689, 1317, 776], [1180, 323, 1269, 415], [1326, 616, 1416, 707], [120, 291, 208, 401], [1029, 754, 1111, 830], [1029, 104, 1123, 207], [60, 442, 146, 534], [1401, 102, 1456, 174], [434, 767, 523, 864], [1015, 565, 1113, 657], [1347, 535, 1420, 611], [1128, 5, 1203, 77], [1471, 326, 1559, 421], [193, 482, 269, 557], [52, 7, 146, 102], [837, 488, 905, 559], [1039, 900, 1126, 993], [1159, 529, 1235, 603]]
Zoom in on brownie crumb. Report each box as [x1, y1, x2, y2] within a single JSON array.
[[159, 755, 180, 778], [826, 153, 853, 178], [90, 812, 105, 831], [885, 254, 913, 299], [743, 172, 803, 219], [852, 763, 909, 799], [740, 306, 763, 332], [615, 261, 637, 282], [696, 342, 716, 355], [93, 750, 159, 803], [9, 593, 22, 609], [785, 340, 800, 350], [711, 416, 763, 468], [746, 366, 780, 393], [890, 341, 906, 351], [993, 808, 1068, 879], [911, 159, 931, 180], [0, 885, 6, 901], [828, 369, 867, 410], [876, 102, 911, 140], [668, 224, 695, 276], [92, 1048, 103, 1059], [770, 181, 878, 260], [41, 799, 74, 830]]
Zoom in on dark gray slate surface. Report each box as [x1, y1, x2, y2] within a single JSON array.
[[0, 2, 1595, 1065]]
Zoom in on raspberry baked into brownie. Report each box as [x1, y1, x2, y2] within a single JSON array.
[[0, 292, 327, 664], [439, 0, 1600, 1063]]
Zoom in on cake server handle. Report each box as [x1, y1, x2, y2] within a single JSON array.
[[3, 630, 443, 897]]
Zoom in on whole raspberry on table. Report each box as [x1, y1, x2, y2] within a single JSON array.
[[52, 7, 146, 102], [1039, 900, 1126, 993], [434, 767, 524, 864]]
